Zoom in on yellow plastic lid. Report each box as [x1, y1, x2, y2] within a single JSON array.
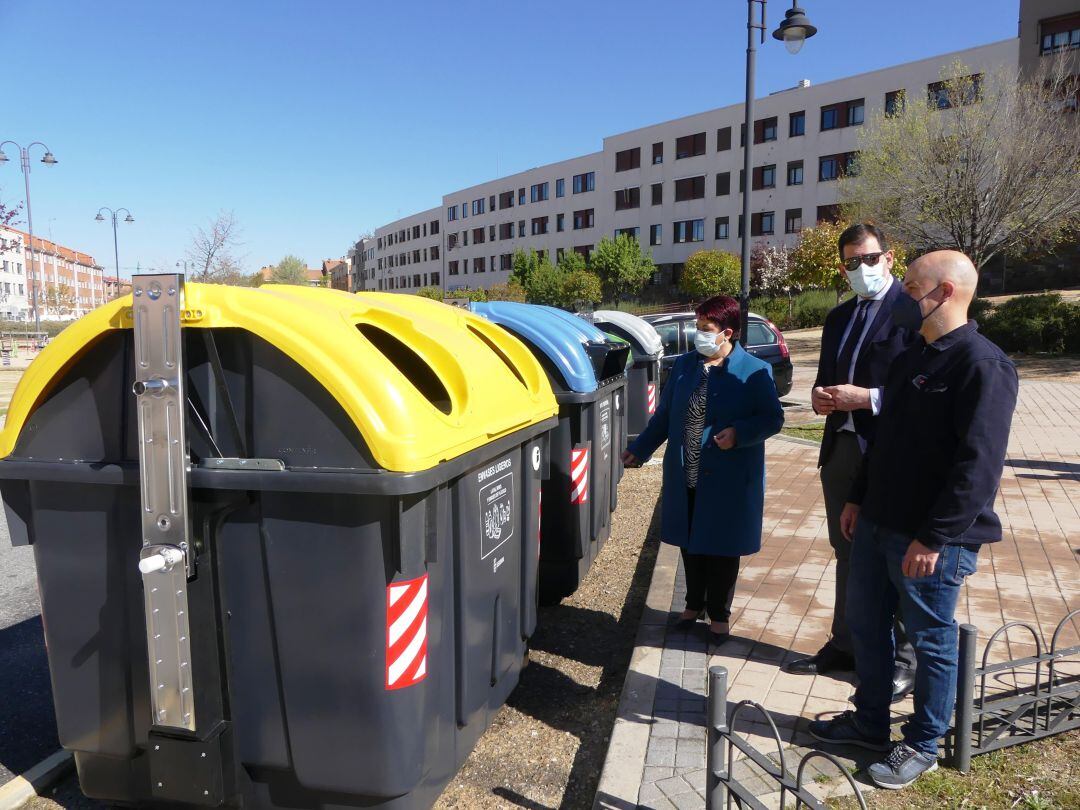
[[0, 283, 557, 473]]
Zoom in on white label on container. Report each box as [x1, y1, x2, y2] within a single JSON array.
[[479, 469, 515, 561], [599, 398, 612, 457]]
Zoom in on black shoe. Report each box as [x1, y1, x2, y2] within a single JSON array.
[[783, 644, 855, 676], [891, 667, 915, 704], [807, 710, 892, 751], [673, 610, 705, 630]]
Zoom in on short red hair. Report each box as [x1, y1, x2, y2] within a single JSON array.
[[695, 295, 741, 339]]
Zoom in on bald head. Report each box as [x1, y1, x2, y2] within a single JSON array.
[[902, 250, 979, 339]]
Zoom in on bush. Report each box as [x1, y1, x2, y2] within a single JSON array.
[[680, 250, 740, 299], [980, 293, 1080, 354], [749, 289, 840, 330], [969, 297, 994, 321]]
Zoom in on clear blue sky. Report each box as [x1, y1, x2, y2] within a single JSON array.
[[1, 0, 1020, 278]]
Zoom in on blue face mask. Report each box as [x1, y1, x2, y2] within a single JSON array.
[[892, 284, 944, 331], [694, 330, 727, 356]]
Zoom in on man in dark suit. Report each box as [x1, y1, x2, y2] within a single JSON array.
[[784, 223, 915, 702]]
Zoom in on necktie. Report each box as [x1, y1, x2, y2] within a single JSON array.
[[836, 300, 870, 386]]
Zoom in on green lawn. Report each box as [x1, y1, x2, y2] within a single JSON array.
[[781, 423, 825, 443]]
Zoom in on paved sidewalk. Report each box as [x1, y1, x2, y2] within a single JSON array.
[[598, 379, 1080, 809]]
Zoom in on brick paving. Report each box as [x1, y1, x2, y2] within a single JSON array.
[[631, 380, 1080, 809]]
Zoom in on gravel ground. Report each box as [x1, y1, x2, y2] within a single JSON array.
[[22, 461, 664, 810]]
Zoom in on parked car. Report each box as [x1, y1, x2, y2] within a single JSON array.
[[641, 311, 793, 397]]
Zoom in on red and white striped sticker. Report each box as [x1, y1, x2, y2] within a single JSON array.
[[647, 383, 657, 415], [385, 574, 428, 690], [570, 446, 590, 505]]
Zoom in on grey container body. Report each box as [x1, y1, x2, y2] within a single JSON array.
[[0, 329, 551, 810]]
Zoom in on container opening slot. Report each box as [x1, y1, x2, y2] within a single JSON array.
[[466, 325, 528, 389], [355, 324, 452, 415]]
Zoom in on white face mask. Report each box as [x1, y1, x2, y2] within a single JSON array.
[[694, 330, 727, 357], [846, 261, 888, 298]]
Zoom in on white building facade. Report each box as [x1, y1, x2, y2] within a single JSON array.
[[362, 37, 1020, 294], [0, 227, 30, 320]]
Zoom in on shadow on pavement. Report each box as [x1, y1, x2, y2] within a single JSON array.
[[0, 614, 59, 784]]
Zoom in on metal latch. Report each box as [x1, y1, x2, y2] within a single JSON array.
[[132, 273, 196, 732]]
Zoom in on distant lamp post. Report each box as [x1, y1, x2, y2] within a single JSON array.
[[738, 1, 817, 339], [0, 140, 59, 332], [96, 207, 134, 290]]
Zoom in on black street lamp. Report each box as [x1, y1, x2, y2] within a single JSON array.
[[739, 1, 817, 340], [0, 140, 58, 332], [96, 208, 134, 308]]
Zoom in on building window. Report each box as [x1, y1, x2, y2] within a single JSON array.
[[615, 147, 641, 172], [786, 161, 804, 186], [518, 220, 526, 238], [556, 178, 565, 197], [431, 246, 440, 260], [572, 172, 595, 193], [817, 204, 841, 223], [1040, 15, 1080, 53], [615, 227, 640, 241], [885, 89, 905, 116], [675, 132, 707, 159], [754, 116, 778, 143], [531, 216, 549, 235], [573, 209, 595, 230], [500, 222, 515, 240], [785, 208, 802, 234], [928, 75, 982, 109], [431, 272, 440, 285], [574, 245, 593, 258], [500, 254, 513, 272], [448, 260, 459, 276], [431, 219, 440, 235], [789, 110, 805, 137], [447, 233, 458, 249], [674, 175, 706, 201], [820, 104, 840, 131], [557, 213, 565, 232], [716, 172, 730, 196], [531, 182, 549, 202], [489, 195, 495, 213], [819, 155, 840, 181], [473, 227, 486, 244], [474, 257, 486, 273], [673, 219, 705, 243], [651, 182, 663, 205], [615, 186, 641, 210], [650, 224, 662, 246], [447, 206, 458, 221], [489, 225, 496, 241], [462, 202, 468, 219], [751, 211, 774, 236], [519, 187, 526, 205], [652, 142, 663, 164], [752, 164, 776, 191], [846, 99, 865, 126], [500, 190, 515, 209], [714, 217, 729, 240], [716, 126, 732, 151]]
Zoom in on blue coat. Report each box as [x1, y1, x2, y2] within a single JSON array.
[[627, 344, 784, 556]]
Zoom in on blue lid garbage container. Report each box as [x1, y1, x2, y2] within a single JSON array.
[[0, 277, 558, 810], [589, 310, 663, 441], [470, 302, 629, 603]]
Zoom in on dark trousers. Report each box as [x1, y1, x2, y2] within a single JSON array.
[[821, 432, 915, 671], [848, 516, 978, 755], [682, 487, 740, 621]]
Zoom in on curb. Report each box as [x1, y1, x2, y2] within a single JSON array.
[[774, 433, 822, 448], [0, 751, 73, 810], [593, 541, 680, 809]]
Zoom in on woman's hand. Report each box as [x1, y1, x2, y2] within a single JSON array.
[[713, 427, 737, 450], [621, 450, 640, 467]]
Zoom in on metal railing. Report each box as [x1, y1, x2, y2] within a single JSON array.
[[952, 610, 1080, 772], [706, 666, 866, 809]]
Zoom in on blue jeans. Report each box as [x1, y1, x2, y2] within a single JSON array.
[[847, 516, 979, 756]]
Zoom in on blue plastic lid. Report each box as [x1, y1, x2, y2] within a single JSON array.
[[470, 302, 606, 393]]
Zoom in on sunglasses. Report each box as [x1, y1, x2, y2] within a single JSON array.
[[842, 252, 886, 272]]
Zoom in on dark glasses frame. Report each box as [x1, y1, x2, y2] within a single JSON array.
[[842, 252, 886, 272]]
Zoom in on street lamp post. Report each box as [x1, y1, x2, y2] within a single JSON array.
[[0, 141, 58, 332], [95, 207, 134, 290], [739, 2, 817, 340]]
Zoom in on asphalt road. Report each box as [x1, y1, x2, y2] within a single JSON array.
[[0, 506, 60, 785]]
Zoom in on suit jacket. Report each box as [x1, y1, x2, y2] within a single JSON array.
[[814, 279, 913, 467]]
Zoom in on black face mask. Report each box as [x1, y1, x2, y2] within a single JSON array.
[[891, 284, 944, 331]]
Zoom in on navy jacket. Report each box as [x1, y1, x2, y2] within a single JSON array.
[[850, 321, 1018, 551], [627, 345, 784, 556], [814, 279, 913, 467]]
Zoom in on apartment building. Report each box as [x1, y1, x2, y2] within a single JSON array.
[[360, 29, 1035, 295], [0, 226, 106, 320], [371, 207, 442, 292], [349, 237, 376, 291], [1019, 0, 1080, 75]]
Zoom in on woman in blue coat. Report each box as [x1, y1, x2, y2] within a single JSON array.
[[623, 296, 784, 642]]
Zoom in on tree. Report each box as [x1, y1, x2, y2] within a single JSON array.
[[510, 248, 544, 289], [841, 57, 1080, 269], [590, 235, 655, 303], [556, 250, 588, 275], [415, 286, 443, 301], [269, 255, 309, 285], [789, 221, 846, 300], [752, 243, 795, 297], [679, 250, 740, 299], [561, 269, 603, 307], [43, 284, 76, 318], [523, 259, 565, 306], [486, 281, 528, 302], [0, 197, 21, 228], [187, 210, 244, 281]]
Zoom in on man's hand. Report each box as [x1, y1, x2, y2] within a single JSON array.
[[621, 450, 639, 467], [902, 540, 940, 578], [812, 386, 835, 415], [840, 502, 860, 541], [822, 384, 872, 412], [713, 427, 737, 450]]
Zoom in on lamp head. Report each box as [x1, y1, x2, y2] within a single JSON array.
[[772, 5, 817, 54], [0, 151, 7, 164], [124, 214, 135, 223], [95, 213, 105, 222], [41, 152, 58, 165]]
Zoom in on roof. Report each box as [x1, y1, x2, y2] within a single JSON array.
[[2, 226, 98, 267]]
